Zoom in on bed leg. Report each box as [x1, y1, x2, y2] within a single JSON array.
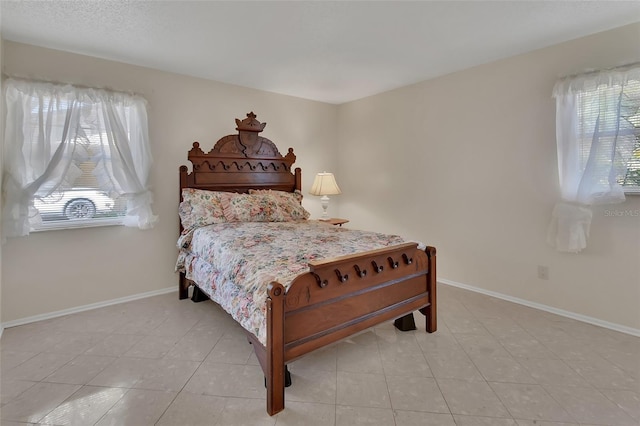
[[191, 286, 210, 303], [179, 272, 189, 300], [394, 314, 417, 331], [266, 282, 286, 416]]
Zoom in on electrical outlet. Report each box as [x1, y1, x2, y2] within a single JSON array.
[[537, 265, 549, 280]]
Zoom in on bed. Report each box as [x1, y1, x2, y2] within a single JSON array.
[[176, 112, 437, 415]]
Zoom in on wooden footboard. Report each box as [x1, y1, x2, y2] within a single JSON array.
[[256, 243, 437, 416]]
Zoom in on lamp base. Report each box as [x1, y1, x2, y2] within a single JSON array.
[[320, 195, 330, 219]]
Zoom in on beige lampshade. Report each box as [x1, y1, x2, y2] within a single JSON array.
[[309, 172, 342, 196]]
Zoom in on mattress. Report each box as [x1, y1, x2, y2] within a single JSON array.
[[176, 220, 407, 345]]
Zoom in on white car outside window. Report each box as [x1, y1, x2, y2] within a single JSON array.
[[34, 188, 123, 221]]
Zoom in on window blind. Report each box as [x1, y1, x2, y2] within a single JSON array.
[[576, 78, 640, 193]]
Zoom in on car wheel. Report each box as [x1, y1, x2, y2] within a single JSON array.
[[64, 198, 96, 219]]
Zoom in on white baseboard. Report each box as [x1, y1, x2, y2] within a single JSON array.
[[2, 281, 637, 339], [0, 286, 177, 333], [439, 278, 640, 338]]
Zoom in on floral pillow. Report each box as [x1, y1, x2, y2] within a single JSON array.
[[222, 193, 287, 222], [248, 189, 310, 221], [179, 188, 229, 230]]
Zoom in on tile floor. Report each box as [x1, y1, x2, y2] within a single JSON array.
[[1, 284, 639, 426]]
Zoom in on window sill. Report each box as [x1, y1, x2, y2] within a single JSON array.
[[31, 218, 124, 232]]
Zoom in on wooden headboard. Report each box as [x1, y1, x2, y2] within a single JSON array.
[[179, 112, 302, 195]]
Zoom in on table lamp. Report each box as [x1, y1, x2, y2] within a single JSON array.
[[309, 172, 341, 218]]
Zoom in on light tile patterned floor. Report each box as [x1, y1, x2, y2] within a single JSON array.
[[1, 285, 638, 425]]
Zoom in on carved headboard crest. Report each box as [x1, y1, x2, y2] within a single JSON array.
[[209, 111, 284, 158], [180, 111, 301, 194]]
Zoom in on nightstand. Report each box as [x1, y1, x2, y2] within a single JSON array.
[[320, 218, 349, 227]]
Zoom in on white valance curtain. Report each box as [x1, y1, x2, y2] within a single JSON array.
[[2, 79, 158, 237], [548, 65, 640, 252]]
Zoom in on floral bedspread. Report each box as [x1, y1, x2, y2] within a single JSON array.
[[175, 220, 407, 345]]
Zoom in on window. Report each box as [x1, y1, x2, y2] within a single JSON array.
[[2, 79, 158, 237], [548, 65, 639, 252], [575, 76, 640, 194], [553, 66, 640, 204]]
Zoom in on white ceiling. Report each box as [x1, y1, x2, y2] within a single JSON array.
[[2, 1, 639, 104]]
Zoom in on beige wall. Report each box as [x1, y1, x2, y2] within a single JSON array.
[[338, 23, 640, 331], [1, 41, 338, 323]]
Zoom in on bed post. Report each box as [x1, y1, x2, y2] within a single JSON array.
[[420, 246, 437, 332], [178, 164, 190, 300], [266, 282, 286, 416], [294, 167, 302, 191]]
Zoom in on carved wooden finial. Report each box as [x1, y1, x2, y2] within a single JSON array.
[[235, 111, 267, 133], [188, 141, 205, 156]]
